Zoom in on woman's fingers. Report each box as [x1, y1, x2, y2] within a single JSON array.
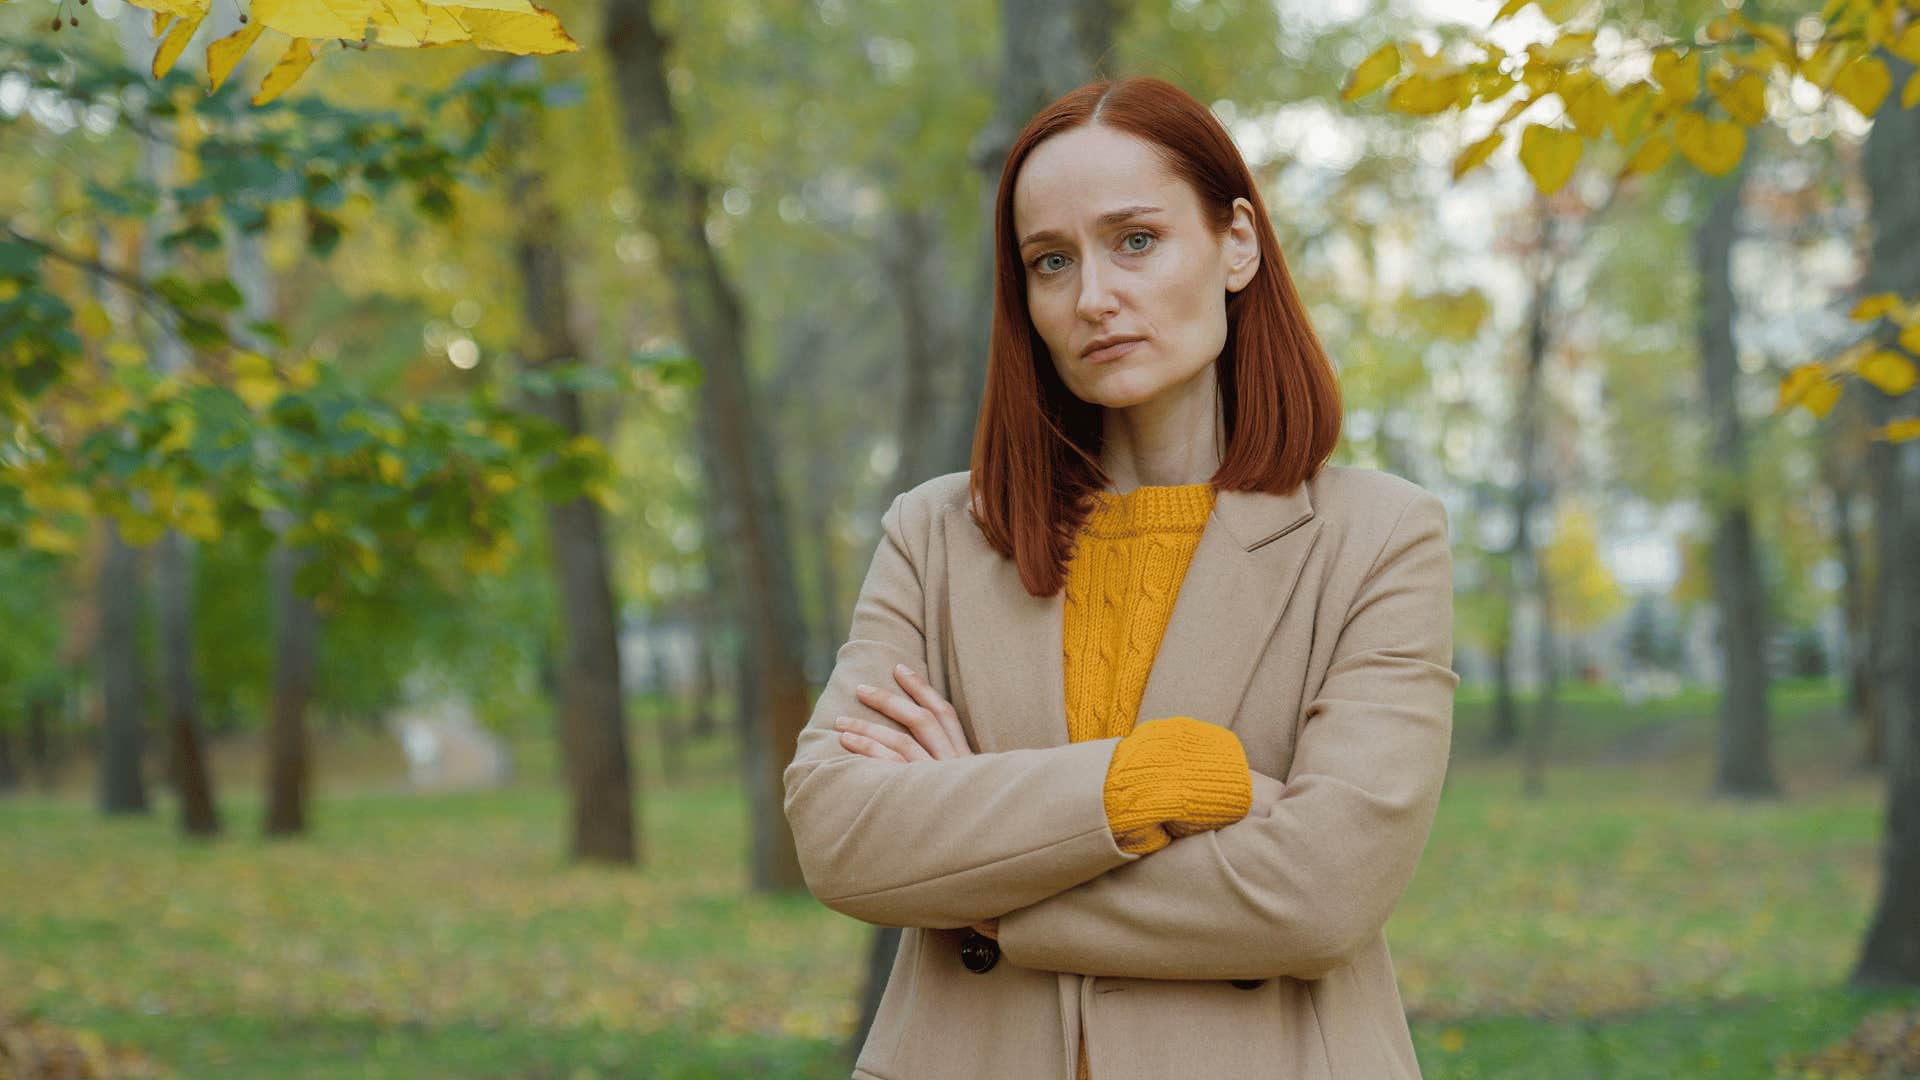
[[836, 717, 923, 762], [890, 664, 972, 758], [854, 675, 960, 760]]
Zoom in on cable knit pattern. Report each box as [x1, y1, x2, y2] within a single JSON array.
[[1063, 482, 1254, 1080]]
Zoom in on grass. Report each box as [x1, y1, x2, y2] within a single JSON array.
[[2, 678, 1914, 1078]]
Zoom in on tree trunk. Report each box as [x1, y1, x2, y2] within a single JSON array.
[[1824, 390, 1880, 769], [885, 204, 947, 498], [1511, 194, 1554, 786], [113, 0, 221, 838], [97, 520, 149, 815], [652, 636, 682, 782], [1851, 52, 1920, 990], [692, 601, 719, 740], [510, 152, 638, 865], [155, 531, 220, 835], [263, 540, 316, 836], [1693, 161, 1780, 799], [601, 0, 813, 890], [0, 726, 18, 793]]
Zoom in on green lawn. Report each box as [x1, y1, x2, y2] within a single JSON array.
[[2, 678, 1913, 1078]]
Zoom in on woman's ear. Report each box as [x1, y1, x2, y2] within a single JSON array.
[[1224, 197, 1261, 293]]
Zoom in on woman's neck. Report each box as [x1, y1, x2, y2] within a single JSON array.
[[1097, 363, 1225, 491]]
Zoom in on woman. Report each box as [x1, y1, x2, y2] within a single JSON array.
[[782, 75, 1457, 1080]]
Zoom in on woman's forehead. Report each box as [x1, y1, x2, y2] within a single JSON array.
[[1014, 136, 1187, 239]]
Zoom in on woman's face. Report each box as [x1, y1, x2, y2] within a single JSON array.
[[1013, 124, 1259, 411]]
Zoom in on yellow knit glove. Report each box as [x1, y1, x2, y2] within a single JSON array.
[[1102, 717, 1253, 855]]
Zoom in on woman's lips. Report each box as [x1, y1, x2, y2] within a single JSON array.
[[1084, 339, 1142, 364]]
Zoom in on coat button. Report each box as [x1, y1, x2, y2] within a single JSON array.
[[960, 931, 1000, 973], [1229, 978, 1265, 990]]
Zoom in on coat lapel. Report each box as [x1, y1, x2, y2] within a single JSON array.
[[950, 481, 1322, 753]]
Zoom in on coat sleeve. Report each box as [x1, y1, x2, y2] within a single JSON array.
[[781, 488, 1143, 930], [993, 491, 1458, 981]]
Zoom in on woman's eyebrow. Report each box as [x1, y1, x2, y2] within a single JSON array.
[[1019, 205, 1165, 249]]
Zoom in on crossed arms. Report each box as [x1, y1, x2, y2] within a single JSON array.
[[780, 488, 1458, 982]]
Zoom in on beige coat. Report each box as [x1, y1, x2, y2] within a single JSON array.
[[782, 465, 1458, 1080]]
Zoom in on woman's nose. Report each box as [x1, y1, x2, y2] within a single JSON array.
[[1075, 263, 1119, 321]]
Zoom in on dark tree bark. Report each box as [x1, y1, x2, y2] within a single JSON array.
[[1514, 209, 1558, 795], [601, 0, 814, 889], [1822, 388, 1880, 769], [1852, 52, 1920, 989], [97, 521, 149, 816], [263, 540, 317, 836], [692, 600, 720, 741], [510, 154, 638, 864], [154, 532, 219, 835], [1693, 161, 1780, 799]]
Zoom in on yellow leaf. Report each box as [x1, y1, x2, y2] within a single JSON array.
[[1342, 44, 1401, 102], [377, 452, 405, 484], [208, 21, 267, 92], [1452, 131, 1504, 179], [1802, 41, 1853, 90], [439, 5, 578, 54], [1652, 49, 1701, 98], [1728, 11, 1794, 65], [119, 512, 167, 547], [25, 520, 78, 555], [1832, 56, 1892, 117], [1893, 24, 1920, 65], [1609, 83, 1653, 143], [1560, 72, 1613, 139], [286, 357, 320, 389], [231, 350, 274, 377], [1674, 112, 1745, 175], [157, 414, 196, 453], [76, 301, 112, 340], [1703, 15, 1735, 42], [1903, 71, 1920, 110], [1710, 69, 1768, 126], [250, 0, 375, 40], [1849, 293, 1907, 321], [1493, 0, 1530, 19], [1536, 0, 1584, 21], [1777, 362, 1841, 417], [1857, 349, 1918, 395], [1388, 71, 1471, 115], [235, 374, 281, 412], [153, 12, 206, 79], [104, 341, 147, 367], [1543, 32, 1596, 65], [253, 37, 319, 107], [1900, 321, 1920, 355], [1518, 123, 1582, 194], [484, 470, 517, 494], [1876, 417, 1920, 442]]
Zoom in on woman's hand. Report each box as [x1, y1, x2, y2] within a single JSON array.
[[834, 662, 975, 762], [835, 666, 996, 937]]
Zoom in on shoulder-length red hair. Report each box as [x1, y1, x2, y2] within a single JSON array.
[[967, 76, 1343, 597]]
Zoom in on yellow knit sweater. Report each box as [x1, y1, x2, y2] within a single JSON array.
[[1071, 481, 1253, 1080]]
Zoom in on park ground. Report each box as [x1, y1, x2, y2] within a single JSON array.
[[2, 677, 1916, 1078]]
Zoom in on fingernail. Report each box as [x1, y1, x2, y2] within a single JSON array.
[[856, 684, 875, 694], [834, 718, 847, 728], [894, 664, 912, 677]]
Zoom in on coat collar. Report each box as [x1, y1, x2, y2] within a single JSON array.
[[948, 481, 1323, 752]]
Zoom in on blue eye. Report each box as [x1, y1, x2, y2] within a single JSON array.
[[1028, 230, 1157, 276], [1124, 230, 1155, 252]]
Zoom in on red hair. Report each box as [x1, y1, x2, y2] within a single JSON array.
[[967, 76, 1343, 597]]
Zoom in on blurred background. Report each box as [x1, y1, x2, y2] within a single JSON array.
[[2, 0, 1918, 1075]]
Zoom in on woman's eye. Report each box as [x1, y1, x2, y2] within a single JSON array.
[[1124, 231, 1155, 252], [1036, 253, 1066, 273]]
